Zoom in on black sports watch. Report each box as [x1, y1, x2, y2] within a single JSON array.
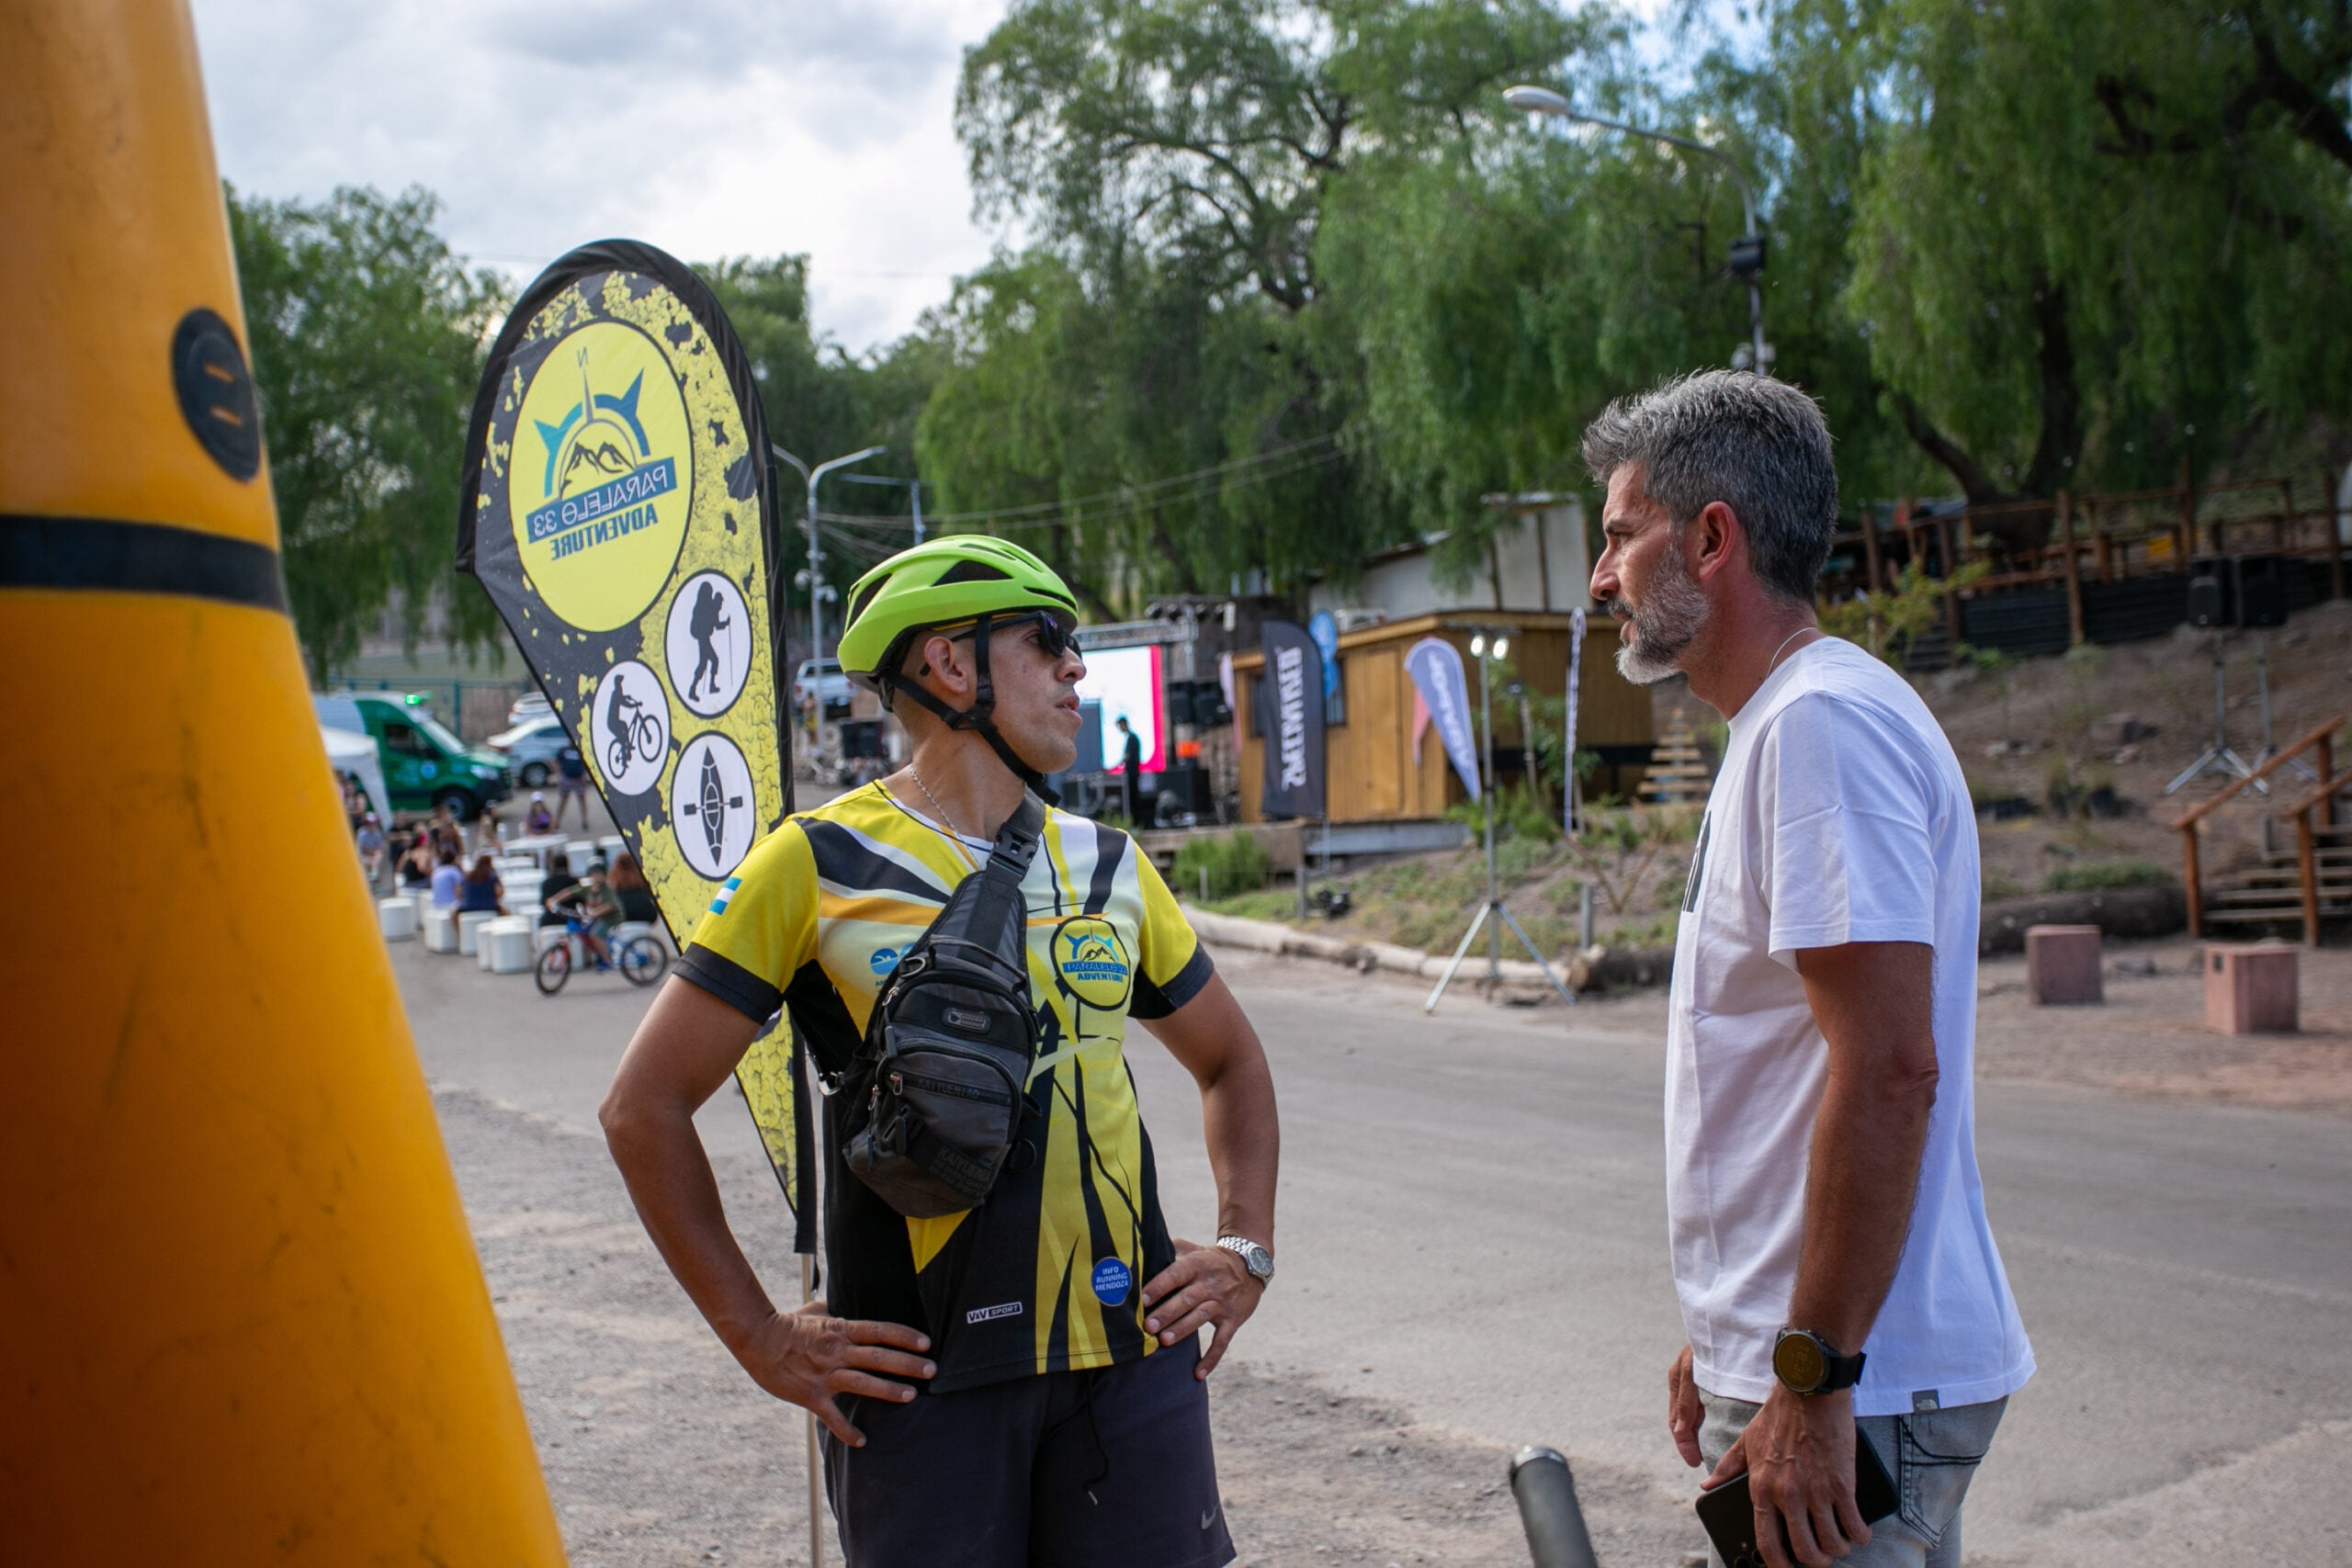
[[1772, 1329, 1866, 1395]]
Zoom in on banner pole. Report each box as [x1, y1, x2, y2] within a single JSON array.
[[804, 1253, 823, 1568]]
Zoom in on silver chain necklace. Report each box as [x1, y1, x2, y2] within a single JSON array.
[[1766, 625, 1821, 674], [906, 765, 979, 864]]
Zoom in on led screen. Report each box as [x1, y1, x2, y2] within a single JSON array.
[[1075, 644, 1165, 773]]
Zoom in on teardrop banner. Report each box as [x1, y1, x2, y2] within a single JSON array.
[[457, 240, 810, 1248]]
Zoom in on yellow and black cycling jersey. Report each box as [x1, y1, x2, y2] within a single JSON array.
[[677, 781, 1215, 1393]]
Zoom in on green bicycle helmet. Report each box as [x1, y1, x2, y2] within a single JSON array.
[[837, 536, 1083, 797]]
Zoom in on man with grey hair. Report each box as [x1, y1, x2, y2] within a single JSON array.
[[1586, 370, 2032, 1568]]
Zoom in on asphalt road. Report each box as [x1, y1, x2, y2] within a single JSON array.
[[399, 937, 2352, 1566]]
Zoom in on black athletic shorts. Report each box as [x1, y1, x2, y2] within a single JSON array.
[[820, 1336, 1234, 1568]]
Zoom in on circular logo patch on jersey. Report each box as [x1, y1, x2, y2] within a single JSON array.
[[510, 318, 693, 631], [1051, 916, 1132, 1010], [1091, 1258, 1132, 1306]]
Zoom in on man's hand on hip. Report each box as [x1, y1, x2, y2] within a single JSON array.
[[1703, 1385, 1871, 1568], [730, 1300, 935, 1447], [1141, 1238, 1263, 1377], [1667, 1344, 1704, 1467]]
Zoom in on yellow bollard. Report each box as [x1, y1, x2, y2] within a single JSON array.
[[0, 3, 567, 1561]]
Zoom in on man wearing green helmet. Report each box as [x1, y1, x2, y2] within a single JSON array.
[[602, 535, 1281, 1568]]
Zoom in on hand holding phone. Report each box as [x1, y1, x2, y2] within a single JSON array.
[[1694, 1427, 1897, 1568]]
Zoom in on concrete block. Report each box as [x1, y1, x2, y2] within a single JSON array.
[[2205, 943, 2299, 1034], [378, 897, 417, 942], [457, 910, 497, 956], [482, 919, 534, 975], [2026, 925, 2104, 1005]]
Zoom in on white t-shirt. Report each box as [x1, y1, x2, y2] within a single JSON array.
[[1665, 637, 2034, 1416]]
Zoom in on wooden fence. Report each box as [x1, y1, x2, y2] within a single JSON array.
[[1829, 467, 2349, 662]]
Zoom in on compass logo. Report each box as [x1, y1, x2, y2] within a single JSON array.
[[510, 320, 692, 630]]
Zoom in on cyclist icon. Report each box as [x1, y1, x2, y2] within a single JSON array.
[[685, 581, 731, 702], [604, 671, 662, 776]]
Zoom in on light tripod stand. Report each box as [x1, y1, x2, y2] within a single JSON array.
[[1425, 631, 1577, 1012], [2164, 627, 2316, 796]]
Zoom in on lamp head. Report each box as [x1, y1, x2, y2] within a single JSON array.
[[1503, 85, 1572, 118], [1493, 636, 1510, 660], [1470, 633, 1487, 657]]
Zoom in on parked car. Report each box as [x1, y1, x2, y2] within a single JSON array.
[[486, 714, 572, 787], [313, 692, 513, 819], [507, 691, 554, 728], [793, 657, 854, 715]]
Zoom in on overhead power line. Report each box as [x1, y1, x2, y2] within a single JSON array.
[[814, 441, 1347, 539]]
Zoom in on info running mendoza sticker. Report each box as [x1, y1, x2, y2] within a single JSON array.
[[1091, 1258, 1133, 1306]]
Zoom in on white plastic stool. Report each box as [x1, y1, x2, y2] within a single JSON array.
[[424, 910, 459, 953], [379, 897, 418, 941], [505, 874, 545, 908], [611, 919, 666, 957], [483, 919, 535, 975], [412, 889, 435, 927], [458, 910, 496, 956], [567, 840, 599, 874], [531, 924, 585, 964], [599, 834, 627, 864]]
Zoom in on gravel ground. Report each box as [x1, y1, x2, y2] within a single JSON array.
[[443, 1088, 1709, 1568]]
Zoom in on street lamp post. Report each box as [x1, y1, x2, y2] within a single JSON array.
[[1504, 84, 1771, 375], [772, 443, 887, 664]]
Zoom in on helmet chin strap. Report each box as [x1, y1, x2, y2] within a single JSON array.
[[885, 614, 1061, 806]]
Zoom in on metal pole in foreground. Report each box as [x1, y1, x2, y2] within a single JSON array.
[[804, 1254, 823, 1568], [1480, 642, 1500, 992]]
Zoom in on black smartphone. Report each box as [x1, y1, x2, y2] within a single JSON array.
[[1694, 1428, 1898, 1568]]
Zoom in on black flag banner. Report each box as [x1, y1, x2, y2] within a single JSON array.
[[457, 240, 810, 1248], [1259, 617, 1328, 819]]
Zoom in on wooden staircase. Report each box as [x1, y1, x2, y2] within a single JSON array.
[[2175, 715, 2352, 945], [1639, 722, 1713, 807], [2198, 822, 2352, 934]]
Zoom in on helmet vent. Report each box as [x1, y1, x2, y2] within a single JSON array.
[[934, 559, 1015, 586], [846, 579, 887, 626]]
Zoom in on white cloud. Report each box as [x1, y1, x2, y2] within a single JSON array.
[[190, 0, 1012, 354]]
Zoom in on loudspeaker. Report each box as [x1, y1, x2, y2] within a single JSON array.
[[2233, 555, 2288, 628], [2187, 557, 2231, 628]]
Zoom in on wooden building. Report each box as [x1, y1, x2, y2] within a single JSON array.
[[1227, 611, 1653, 824]]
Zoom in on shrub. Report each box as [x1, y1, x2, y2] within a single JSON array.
[[1171, 831, 1273, 901], [2041, 860, 2171, 892]]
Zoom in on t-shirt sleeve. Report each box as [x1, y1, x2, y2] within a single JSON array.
[[675, 821, 819, 1022], [1755, 692, 1940, 968], [1128, 848, 1215, 1020]]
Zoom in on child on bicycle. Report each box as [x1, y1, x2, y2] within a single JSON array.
[[546, 859, 620, 966]]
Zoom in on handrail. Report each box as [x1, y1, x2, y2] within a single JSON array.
[[2276, 759, 2352, 822], [2170, 716, 2346, 831], [2174, 714, 2344, 941]]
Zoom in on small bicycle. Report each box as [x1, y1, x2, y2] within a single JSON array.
[[534, 915, 667, 995]]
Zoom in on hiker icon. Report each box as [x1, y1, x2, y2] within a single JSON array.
[[664, 570, 751, 718]]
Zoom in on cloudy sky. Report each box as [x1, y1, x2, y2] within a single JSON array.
[[190, 0, 1014, 355]]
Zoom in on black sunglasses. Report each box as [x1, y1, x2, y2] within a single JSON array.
[[943, 612, 1076, 660]]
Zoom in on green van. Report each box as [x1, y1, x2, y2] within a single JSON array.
[[314, 692, 514, 820]]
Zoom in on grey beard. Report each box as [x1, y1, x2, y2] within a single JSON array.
[[1611, 550, 1712, 685]]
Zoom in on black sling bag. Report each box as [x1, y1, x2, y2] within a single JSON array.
[[840, 792, 1046, 1219]]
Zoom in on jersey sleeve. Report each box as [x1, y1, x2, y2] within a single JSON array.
[[675, 820, 820, 1022], [1128, 847, 1215, 1020], [1755, 692, 1940, 967]]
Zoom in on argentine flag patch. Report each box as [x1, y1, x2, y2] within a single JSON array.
[[707, 874, 742, 916]]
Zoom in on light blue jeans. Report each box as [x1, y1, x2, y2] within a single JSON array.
[[1698, 1392, 2007, 1568]]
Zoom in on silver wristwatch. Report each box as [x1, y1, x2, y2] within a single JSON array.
[[1216, 1235, 1274, 1284]]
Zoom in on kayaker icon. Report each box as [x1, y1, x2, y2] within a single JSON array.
[[673, 731, 755, 878]]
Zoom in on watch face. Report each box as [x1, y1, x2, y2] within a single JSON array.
[[1775, 1334, 1826, 1392]]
